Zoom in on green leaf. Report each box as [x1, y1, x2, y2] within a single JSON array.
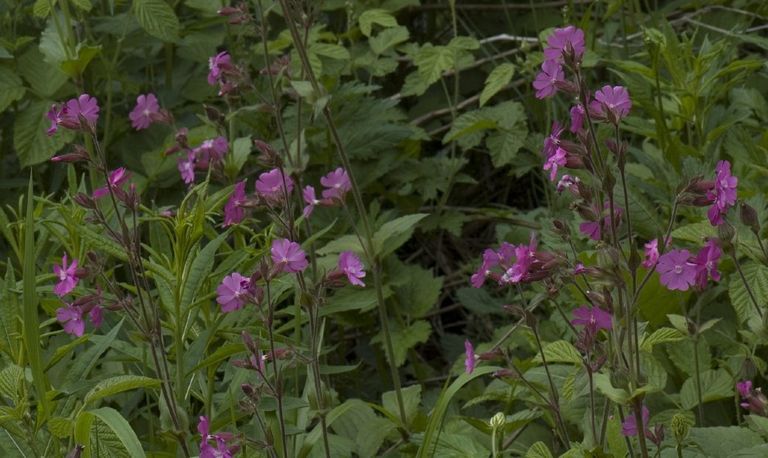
[[667, 338, 710, 377], [525, 441, 554, 458], [443, 110, 496, 146], [486, 126, 527, 168], [180, 231, 228, 313], [637, 271, 690, 326], [680, 369, 733, 410], [667, 314, 690, 334], [688, 427, 763, 457], [369, 26, 410, 55], [382, 384, 421, 427], [330, 400, 395, 458], [0, 364, 23, 401], [72, 0, 92, 11], [61, 320, 124, 393], [310, 43, 350, 60], [640, 327, 685, 351], [14, 100, 74, 167], [17, 47, 67, 97], [132, 0, 181, 42], [60, 44, 101, 77], [729, 262, 768, 325], [0, 66, 25, 113], [394, 264, 443, 318], [79, 226, 129, 262], [414, 44, 455, 85], [593, 373, 629, 404], [372, 213, 428, 257], [480, 63, 515, 107], [84, 375, 161, 405], [33, 0, 54, 18], [76, 407, 146, 458], [47, 416, 72, 439], [534, 340, 582, 364], [359, 9, 398, 37], [373, 320, 430, 367]]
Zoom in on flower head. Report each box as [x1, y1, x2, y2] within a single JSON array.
[[302, 185, 321, 218], [571, 305, 612, 332], [193, 137, 228, 168], [208, 52, 232, 85], [543, 25, 585, 62], [706, 160, 738, 226], [270, 239, 308, 273], [89, 306, 103, 328], [216, 272, 251, 312], [255, 168, 294, 203], [556, 175, 580, 194], [500, 236, 537, 284], [642, 239, 660, 269], [129, 93, 160, 130], [178, 153, 196, 185], [590, 85, 632, 123], [47, 94, 100, 135], [93, 167, 131, 199], [56, 304, 85, 337], [198, 416, 238, 458], [338, 251, 366, 287], [657, 249, 697, 291], [543, 122, 565, 158], [464, 339, 476, 374], [570, 104, 585, 132], [533, 60, 565, 99], [543, 147, 567, 181], [738, 380, 753, 398], [53, 253, 79, 296], [693, 239, 721, 288], [223, 181, 247, 227], [320, 168, 351, 201], [622, 405, 650, 437]]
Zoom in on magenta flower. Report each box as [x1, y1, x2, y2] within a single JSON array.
[[198, 416, 238, 458], [590, 85, 632, 123], [642, 239, 660, 268], [89, 306, 103, 328], [706, 160, 738, 226], [579, 203, 623, 241], [56, 304, 85, 337], [571, 305, 612, 332], [737, 380, 768, 414], [693, 239, 721, 288], [579, 221, 600, 241], [470, 248, 500, 288], [129, 93, 160, 130], [302, 185, 320, 218], [573, 263, 587, 275], [556, 174, 580, 193], [320, 167, 352, 201], [47, 94, 100, 135], [53, 253, 79, 296], [255, 168, 294, 203], [464, 339, 475, 374], [738, 380, 753, 398], [178, 153, 196, 185], [270, 238, 308, 273], [621, 405, 650, 437], [569, 104, 585, 132], [223, 181, 247, 227], [657, 249, 697, 291], [543, 147, 567, 181], [216, 272, 251, 313], [543, 25, 585, 62], [533, 59, 565, 99], [338, 251, 366, 287], [92, 167, 131, 199], [193, 137, 228, 168], [500, 236, 537, 284], [543, 122, 565, 158], [208, 51, 232, 85]]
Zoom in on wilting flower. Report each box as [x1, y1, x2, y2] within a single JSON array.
[[571, 305, 612, 332], [129, 93, 160, 130], [533, 59, 565, 99], [693, 239, 721, 288], [198, 416, 238, 458], [464, 339, 476, 374], [56, 304, 85, 337], [47, 94, 100, 135], [255, 168, 294, 203], [270, 238, 308, 273], [193, 137, 228, 168], [642, 239, 660, 268], [338, 251, 366, 287], [579, 203, 623, 241], [737, 380, 768, 415], [543, 122, 565, 158], [216, 272, 251, 312], [223, 181, 247, 226], [92, 167, 130, 199], [302, 185, 321, 218], [543, 25, 585, 62], [556, 174, 580, 194], [53, 253, 79, 296], [543, 147, 567, 181], [590, 85, 632, 123], [622, 405, 650, 437], [178, 153, 196, 185], [89, 306, 103, 328], [208, 52, 232, 85], [657, 249, 697, 291], [500, 236, 537, 284], [569, 104, 585, 132], [706, 160, 738, 226], [320, 168, 351, 201]]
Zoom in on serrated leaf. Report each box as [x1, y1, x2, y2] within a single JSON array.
[[667, 338, 710, 376], [593, 373, 630, 404], [310, 43, 350, 60], [486, 126, 527, 168], [132, 0, 180, 42], [443, 110, 496, 146], [76, 407, 145, 458], [373, 320, 430, 367], [667, 314, 690, 334], [18, 47, 68, 97], [359, 9, 397, 37], [525, 441, 553, 458], [395, 264, 443, 318], [84, 375, 161, 405], [14, 100, 75, 167], [480, 63, 515, 107], [372, 213, 428, 257], [72, 0, 92, 11], [382, 384, 420, 426], [0, 364, 23, 401], [534, 340, 582, 364], [729, 262, 768, 324], [640, 327, 685, 351], [47, 416, 73, 439], [680, 369, 733, 410], [414, 44, 454, 85], [33, 0, 54, 18], [369, 26, 409, 55], [180, 231, 228, 313], [0, 66, 25, 113]]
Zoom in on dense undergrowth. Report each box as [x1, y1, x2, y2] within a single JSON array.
[[2, 0, 768, 457]]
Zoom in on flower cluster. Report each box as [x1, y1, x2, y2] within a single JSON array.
[[532, 26, 584, 98], [52, 254, 103, 337], [207, 51, 242, 96], [737, 380, 768, 416], [706, 160, 738, 226], [656, 239, 721, 291], [47, 94, 100, 135], [302, 167, 352, 218], [198, 416, 238, 458], [470, 235, 561, 288], [177, 136, 229, 185]]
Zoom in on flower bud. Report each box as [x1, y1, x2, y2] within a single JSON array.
[[740, 202, 760, 235], [489, 412, 506, 430], [671, 413, 690, 443], [73, 192, 96, 209]]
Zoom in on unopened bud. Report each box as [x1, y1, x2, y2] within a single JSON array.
[[73, 192, 95, 209], [717, 223, 735, 245], [489, 412, 506, 430], [671, 413, 691, 443], [740, 203, 760, 235], [204, 104, 224, 124]]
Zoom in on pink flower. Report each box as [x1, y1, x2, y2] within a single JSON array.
[[464, 339, 475, 374], [320, 168, 351, 201], [208, 51, 232, 85], [92, 167, 130, 199], [532, 60, 565, 99], [89, 306, 103, 328], [338, 251, 366, 287], [543, 122, 565, 158], [693, 239, 721, 288], [543, 25, 585, 62], [657, 249, 697, 291], [579, 203, 623, 241], [178, 153, 196, 185], [590, 85, 632, 123], [621, 405, 650, 437], [500, 236, 537, 284], [216, 272, 251, 312], [571, 305, 612, 332], [471, 248, 500, 288], [56, 304, 85, 337], [569, 104, 585, 132], [738, 380, 753, 398], [223, 181, 247, 226], [129, 93, 160, 130], [198, 416, 238, 458], [47, 94, 100, 135], [642, 239, 660, 268], [543, 147, 567, 181], [270, 239, 308, 273], [193, 137, 228, 168], [573, 263, 587, 275], [255, 168, 294, 203], [706, 160, 738, 226], [53, 253, 79, 296], [556, 174, 580, 193], [302, 185, 320, 218]]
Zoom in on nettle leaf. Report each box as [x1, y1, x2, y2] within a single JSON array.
[[680, 369, 733, 410], [640, 327, 685, 351], [372, 213, 428, 257], [534, 340, 582, 364], [394, 264, 443, 318], [689, 426, 763, 457], [84, 375, 161, 405], [310, 42, 351, 60], [0, 65, 25, 113], [132, 0, 181, 43], [359, 9, 398, 37], [443, 110, 496, 148], [480, 63, 515, 107], [729, 262, 768, 325], [382, 384, 421, 427], [373, 320, 430, 367], [18, 46, 68, 97], [14, 100, 74, 167], [414, 44, 455, 85], [369, 26, 410, 55], [667, 338, 710, 377]]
